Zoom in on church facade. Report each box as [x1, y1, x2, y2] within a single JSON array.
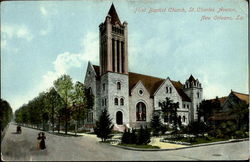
[[84, 4, 203, 131]]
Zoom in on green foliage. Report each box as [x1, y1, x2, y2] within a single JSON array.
[[150, 113, 162, 136], [0, 99, 13, 131], [159, 97, 179, 131], [94, 109, 114, 142], [119, 144, 160, 149], [187, 121, 209, 137], [54, 74, 74, 134], [121, 129, 131, 144], [160, 124, 169, 135], [137, 125, 151, 145]]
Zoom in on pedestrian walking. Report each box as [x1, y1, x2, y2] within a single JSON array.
[[40, 132, 46, 150], [37, 132, 42, 149]]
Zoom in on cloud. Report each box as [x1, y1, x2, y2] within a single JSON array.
[[40, 6, 48, 16], [10, 31, 99, 111], [2, 24, 33, 41]]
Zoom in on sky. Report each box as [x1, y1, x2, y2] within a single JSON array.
[[1, 0, 248, 112]]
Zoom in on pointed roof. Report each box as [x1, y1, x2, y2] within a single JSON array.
[[188, 75, 196, 82], [107, 4, 121, 25]]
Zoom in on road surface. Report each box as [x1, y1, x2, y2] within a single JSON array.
[[1, 123, 249, 161]]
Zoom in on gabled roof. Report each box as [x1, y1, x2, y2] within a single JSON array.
[[231, 91, 249, 104], [129, 72, 164, 97], [92, 65, 191, 102], [171, 81, 191, 102], [107, 4, 121, 25]]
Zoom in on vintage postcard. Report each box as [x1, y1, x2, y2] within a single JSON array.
[[1, 0, 248, 161]]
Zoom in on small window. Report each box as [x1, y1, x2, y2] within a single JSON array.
[[104, 98, 107, 106], [170, 87, 172, 93], [103, 84, 105, 91], [187, 104, 189, 109], [183, 116, 186, 122], [166, 87, 169, 93], [120, 98, 124, 106], [138, 89, 143, 95], [183, 104, 186, 108], [114, 98, 118, 105], [102, 99, 104, 106], [117, 82, 121, 90], [197, 92, 199, 98], [158, 102, 162, 107]]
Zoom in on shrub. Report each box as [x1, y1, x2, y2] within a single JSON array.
[[137, 125, 151, 145]]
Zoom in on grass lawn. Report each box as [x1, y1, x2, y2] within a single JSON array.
[[119, 144, 160, 149], [164, 136, 228, 145]]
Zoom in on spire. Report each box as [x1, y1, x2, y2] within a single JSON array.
[[107, 3, 121, 25], [188, 75, 196, 82]]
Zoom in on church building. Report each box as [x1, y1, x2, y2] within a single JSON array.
[[84, 4, 203, 131]]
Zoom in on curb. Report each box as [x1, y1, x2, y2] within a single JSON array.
[[104, 138, 249, 152]]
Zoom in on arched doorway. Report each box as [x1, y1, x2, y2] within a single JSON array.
[[116, 111, 123, 125]]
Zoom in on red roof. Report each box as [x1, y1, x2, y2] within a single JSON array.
[[92, 65, 191, 102]]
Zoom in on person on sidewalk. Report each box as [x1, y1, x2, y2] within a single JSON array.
[[37, 132, 42, 149], [40, 132, 46, 150]]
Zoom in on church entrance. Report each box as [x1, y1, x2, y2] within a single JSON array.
[[116, 111, 123, 125]]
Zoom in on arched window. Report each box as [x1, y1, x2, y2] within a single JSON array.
[[114, 98, 118, 105], [120, 98, 124, 106], [183, 104, 186, 108], [117, 82, 121, 90], [183, 116, 186, 122], [136, 102, 146, 121]]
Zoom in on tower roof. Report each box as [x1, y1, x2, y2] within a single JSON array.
[[107, 4, 121, 25], [188, 75, 196, 82]]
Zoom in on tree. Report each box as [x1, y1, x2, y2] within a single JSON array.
[[187, 121, 208, 137], [137, 125, 151, 145], [71, 81, 87, 135], [150, 113, 162, 136], [46, 87, 64, 132], [0, 99, 13, 131], [94, 109, 114, 142], [121, 129, 131, 144], [54, 74, 74, 134], [160, 97, 179, 131], [228, 100, 249, 130]]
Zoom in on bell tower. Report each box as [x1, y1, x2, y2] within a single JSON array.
[[99, 4, 128, 76]]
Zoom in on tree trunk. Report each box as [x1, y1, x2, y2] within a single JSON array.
[[58, 117, 60, 133], [52, 105, 54, 133]]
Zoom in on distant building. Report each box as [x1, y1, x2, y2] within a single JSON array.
[[84, 4, 203, 131], [208, 90, 249, 122]]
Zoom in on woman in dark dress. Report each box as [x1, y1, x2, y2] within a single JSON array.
[[37, 133, 41, 149], [40, 132, 46, 150]]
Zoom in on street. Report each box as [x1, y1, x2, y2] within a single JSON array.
[[1, 123, 249, 161]]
